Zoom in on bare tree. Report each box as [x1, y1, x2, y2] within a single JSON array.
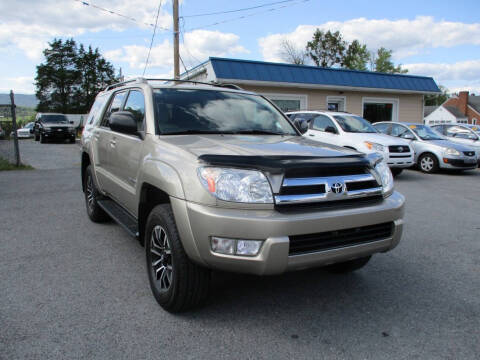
[[279, 39, 306, 65]]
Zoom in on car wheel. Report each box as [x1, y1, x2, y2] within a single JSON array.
[[324, 255, 371, 273], [40, 133, 46, 143], [391, 168, 403, 177], [34, 134, 39, 141], [84, 165, 110, 222], [418, 153, 439, 173], [146, 204, 210, 313]]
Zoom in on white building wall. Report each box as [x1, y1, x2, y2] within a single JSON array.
[[424, 106, 457, 125]]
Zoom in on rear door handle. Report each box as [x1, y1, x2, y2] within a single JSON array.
[[110, 140, 116, 148]]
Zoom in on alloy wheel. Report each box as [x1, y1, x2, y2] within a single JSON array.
[[150, 225, 173, 291], [420, 156, 434, 172], [86, 174, 95, 211]]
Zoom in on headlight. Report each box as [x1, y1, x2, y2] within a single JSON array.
[[364, 141, 385, 152], [372, 160, 394, 197], [198, 167, 273, 203], [444, 148, 460, 156]]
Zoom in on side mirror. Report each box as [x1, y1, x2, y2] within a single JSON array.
[[295, 120, 309, 134], [325, 126, 337, 134], [401, 132, 415, 140], [109, 111, 138, 135]]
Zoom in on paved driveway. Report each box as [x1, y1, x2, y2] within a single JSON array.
[[0, 143, 479, 359]]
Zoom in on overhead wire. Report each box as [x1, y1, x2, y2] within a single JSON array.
[[182, 0, 296, 18], [143, 0, 163, 76]]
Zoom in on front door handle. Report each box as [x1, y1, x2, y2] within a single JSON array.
[[110, 140, 116, 148], [309, 134, 315, 137]]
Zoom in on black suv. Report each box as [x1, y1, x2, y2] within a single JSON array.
[[33, 113, 76, 143]]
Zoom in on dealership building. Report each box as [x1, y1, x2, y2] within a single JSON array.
[[181, 57, 440, 124]]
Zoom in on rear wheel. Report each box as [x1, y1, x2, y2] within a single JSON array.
[[391, 168, 403, 177], [325, 256, 371, 273], [146, 204, 210, 312], [418, 153, 439, 173], [84, 165, 110, 222]]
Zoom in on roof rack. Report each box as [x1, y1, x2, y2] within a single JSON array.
[[103, 77, 244, 91]]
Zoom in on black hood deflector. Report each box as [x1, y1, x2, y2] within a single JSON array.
[[198, 154, 373, 175]]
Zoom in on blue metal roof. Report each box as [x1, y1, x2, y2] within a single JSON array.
[[208, 57, 440, 93]]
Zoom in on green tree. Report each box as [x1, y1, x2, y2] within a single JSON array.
[[343, 40, 369, 71], [35, 38, 117, 114], [306, 30, 346, 67], [372, 47, 408, 74], [424, 85, 449, 106]]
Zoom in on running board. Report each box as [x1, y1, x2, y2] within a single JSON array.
[[97, 199, 139, 239]]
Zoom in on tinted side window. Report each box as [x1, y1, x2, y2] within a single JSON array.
[[124, 90, 145, 131], [374, 123, 391, 134], [101, 91, 126, 127], [311, 115, 336, 132], [391, 124, 409, 137]]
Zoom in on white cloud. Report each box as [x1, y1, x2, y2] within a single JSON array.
[[107, 30, 248, 72], [258, 16, 480, 62], [0, 0, 172, 59], [0, 76, 35, 94], [405, 60, 480, 81]]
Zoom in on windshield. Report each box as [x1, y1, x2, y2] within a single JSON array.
[[333, 115, 378, 133], [409, 125, 444, 140], [153, 89, 298, 135], [41, 115, 68, 124], [24, 123, 34, 129]]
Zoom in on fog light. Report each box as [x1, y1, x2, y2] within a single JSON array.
[[211, 237, 263, 256], [211, 237, 235, 255], [236, 240, 262, 256]]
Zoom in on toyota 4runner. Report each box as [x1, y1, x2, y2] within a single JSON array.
[[81, 78, 405, 312]]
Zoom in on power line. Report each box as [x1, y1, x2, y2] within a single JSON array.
[[182, 0, 295, 18], [186, 0, 311, 32], [72, 0, 170, 31], [143, 0, 163, 76]]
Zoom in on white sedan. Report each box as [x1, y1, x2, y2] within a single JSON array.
[[286, 110, 414, 176], [12, 122, 34, 138]]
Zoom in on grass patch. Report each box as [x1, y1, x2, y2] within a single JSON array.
[[0, 156, 33, 171]]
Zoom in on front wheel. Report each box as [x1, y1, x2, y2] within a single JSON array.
[[84, 165, 110, 222], [146, 204, 210, 313], [324, 256, 371, 273], [40, 133, 46, 143], [418, 153, 439, 173]]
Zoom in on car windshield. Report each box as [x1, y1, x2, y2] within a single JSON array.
[[25, 123, 34, 129], [409, 125, 444, 140], [153, 89, 298, 135], [333, 115, 378, 133], [41, 115, 68, 123]]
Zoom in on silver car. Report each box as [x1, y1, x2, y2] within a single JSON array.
[[431, 124, 480, 165], [373, 122, 478, 173]]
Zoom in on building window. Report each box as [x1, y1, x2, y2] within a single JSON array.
[[473, 118, 477, 125], [326, 96, 346, 112], [261, 93, 307, 112], [362, 97, 399, 123]]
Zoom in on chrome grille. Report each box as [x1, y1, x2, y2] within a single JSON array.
[[275, 173, 382, 205], [463, 151, 475, 157], [388, 145, 410, 153]]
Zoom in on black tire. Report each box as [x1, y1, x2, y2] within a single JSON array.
[[146, 204, 210, 313], [84, 165, 110, 222], [325, 256, 371, 273], [391, 168, 403, 177], [70, 137, 76, 144], [418, 153, 439, 173], [40, 133, 46, 143], [34, 134, 39, 141]]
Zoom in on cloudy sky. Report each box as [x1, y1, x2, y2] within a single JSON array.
[[1, 0, 480, 94]]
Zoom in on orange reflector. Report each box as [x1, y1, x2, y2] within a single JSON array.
[[443, 158, 448, 163], [207, 177, 216, 193]]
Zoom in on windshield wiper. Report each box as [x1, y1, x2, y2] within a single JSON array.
[[231, 130, 288, 135]]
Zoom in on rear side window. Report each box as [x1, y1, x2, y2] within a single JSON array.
[[87, 94, 108, 125], [391, 124, 409, 137], [124, 90, 145, 131], [101, 91, 126, 127]]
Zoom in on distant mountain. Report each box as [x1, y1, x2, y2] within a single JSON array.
[[0, 94, 38, 108]]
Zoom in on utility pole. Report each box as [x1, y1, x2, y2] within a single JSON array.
[[173, 0, 180, 79]]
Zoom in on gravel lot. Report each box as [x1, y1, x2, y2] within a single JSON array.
[[1, 140, 479, 359]]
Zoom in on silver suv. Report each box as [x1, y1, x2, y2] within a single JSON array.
[[81, 78, 405, 312]]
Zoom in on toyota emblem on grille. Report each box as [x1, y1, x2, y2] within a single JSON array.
[[331, 182, 344, 194]]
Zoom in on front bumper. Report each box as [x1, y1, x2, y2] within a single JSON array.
[[171, 192, 405, 275], [386, 153, 414, 168], [440, 157, 478, 170]]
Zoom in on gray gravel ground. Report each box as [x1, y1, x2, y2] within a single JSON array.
[[0, 141, 479, 359]]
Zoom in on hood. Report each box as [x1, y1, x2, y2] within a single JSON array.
[[160, 134, 362, 158], [423, 139, 476, 152], [345, 132, 410, 146]]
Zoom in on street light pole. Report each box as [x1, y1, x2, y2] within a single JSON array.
[[173, 0, 180, 79]]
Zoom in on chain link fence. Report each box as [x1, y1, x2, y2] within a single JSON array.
[[0, 91, 21, 166]]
